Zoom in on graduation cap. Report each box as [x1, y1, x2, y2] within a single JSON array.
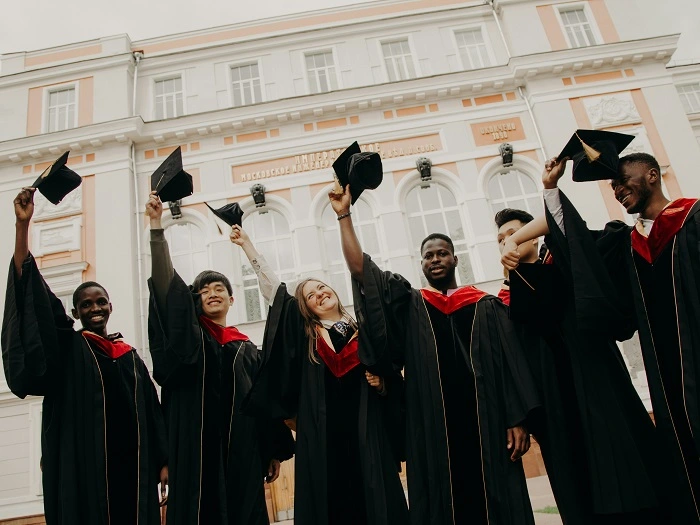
[[332, 141, 383, 205], [508, 263, 565, 323], [206, 202, 244, 227], [31, 151, 82, 205], [150, 147, 194, 202], [558, 129, 635, 182]]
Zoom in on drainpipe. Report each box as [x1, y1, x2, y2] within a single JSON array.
[[132, 51, 143, 117], [487, 1, 548, 160], [130, 50, 148, 361]]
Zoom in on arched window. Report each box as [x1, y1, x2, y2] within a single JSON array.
[[241, 209, 296, 322], [165, 221, 208, 286], [405, 183, 474, 286], [321, 198, 381, 305], [487, 168, 542, 217]]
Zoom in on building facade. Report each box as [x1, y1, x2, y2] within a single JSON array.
[[1, 0, 699, 521]]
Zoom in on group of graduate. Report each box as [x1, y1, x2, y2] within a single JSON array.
[[2, 128, 699, 525]]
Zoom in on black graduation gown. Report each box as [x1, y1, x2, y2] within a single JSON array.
[[1, 256, 167, 525], [147, 272, 294, 525], [356, 254, 539, 525], [544, 191, 700, 523], [504, 262, 662, 525], [245, 283, 409, 525]]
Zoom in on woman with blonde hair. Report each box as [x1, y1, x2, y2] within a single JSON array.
[[232, 225, 408, 525]]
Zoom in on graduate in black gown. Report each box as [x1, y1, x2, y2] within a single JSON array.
[[496, 208, 662, 525], [232, 225, 408, 525], [145, 192, 294, 525], [2, 188, 168, 525], [502, 152, 700, 524], [330, 185, 540, 525]]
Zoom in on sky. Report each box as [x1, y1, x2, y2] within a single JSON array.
[[1, 0, 698, 60]]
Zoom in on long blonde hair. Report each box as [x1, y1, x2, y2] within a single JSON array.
[[294, 278, 357, 364]]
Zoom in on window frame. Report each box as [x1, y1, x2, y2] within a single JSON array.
[[152, 73, 186, 120], [43, 82, 79, 133], [555, 2, 603, 49], [486, 168, 543, 218], [451, 24, 496, 71], [239, 207, 298, 323], [677, 82, 700, 114], [163, 219, 209, 287], [228, 59, 265, 108], [403, 180, 475, 287], [302, 46, 342, 95], [378, 35, 421, 83]]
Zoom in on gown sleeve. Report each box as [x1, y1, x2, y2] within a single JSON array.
[[543, 190, 636, 341], [485, 298, 541, 429], [1, 255, 74, 398], [351, 253, 413, 372], [147, 230, 202, 388], [244, 283, 305, 419], [136, 356, 169, 471]]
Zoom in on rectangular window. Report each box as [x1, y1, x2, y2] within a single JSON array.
[[47, 86, 76, 132], [454, 28, 492, 70], [559, 7, 597, 48], [305, 51, 338, 94], [677, 83, 700, 114], [154, 76, 184, 119], [381, 39, 417, 81], [231, 63, 263, 107]]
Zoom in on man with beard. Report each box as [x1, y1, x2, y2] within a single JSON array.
[[496, 208, 662, 525], [145, 192, 294, 525], [3, 188, 168, 525], [330, 185, 540, 525], [502, 151, 700, 524]]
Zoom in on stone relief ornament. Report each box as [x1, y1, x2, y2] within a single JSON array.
[[620, 127, 653, 157], [583, 93, 641, 128], [33, 184, 82, 221]]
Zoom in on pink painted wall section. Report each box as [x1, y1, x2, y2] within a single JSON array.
[[26, 87, 43, 136], [136, 0, 467, 54], [25, 44, 102, 67], [537, 5, 567, 51], [589, 0, 620, 43], [78, 77, 94, 127], [26, 77, 94, 136]]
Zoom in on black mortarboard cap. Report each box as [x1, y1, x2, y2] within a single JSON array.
[[151, 147, 194, 202], [206, 202, 244, 227], [332, 141, 383, 205], [508, 263, 565, 323], [31, 151, 82, 205], [558, 129, 635, 182]]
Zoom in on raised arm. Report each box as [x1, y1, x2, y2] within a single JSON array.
[[4, 189, 73, 398], [328, 184, 364, 284], [501, 157, 568, 270], [145, 192, 174, 311], [13, 188, 35, 277], [230, 225, 280, 305]]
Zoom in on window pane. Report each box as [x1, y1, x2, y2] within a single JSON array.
[[419, 185, 440, 210]]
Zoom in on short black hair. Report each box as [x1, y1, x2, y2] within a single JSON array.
[[73, 281, 109, 308], [619, 152, 661, 175], [420, 233, 454, 254], [192, 270, 233, 296], [494, 208, 535, 228]]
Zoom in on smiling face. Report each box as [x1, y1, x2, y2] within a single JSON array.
[[611, 161, 656, 215], [198, 281, 233, 319], [72, 286, 112, 336], [301, 280, 340, 320], [497, 219, 539, 262], [421, 238, 458, 289]]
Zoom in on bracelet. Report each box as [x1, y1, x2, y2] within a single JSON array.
[[337, 211, 351, 221]]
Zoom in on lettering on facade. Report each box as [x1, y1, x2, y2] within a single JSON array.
[[234, 137, 441, 183], [478, 122, 517, 141]]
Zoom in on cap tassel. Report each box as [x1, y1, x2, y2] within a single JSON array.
[[576, 133, 601, 163]]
